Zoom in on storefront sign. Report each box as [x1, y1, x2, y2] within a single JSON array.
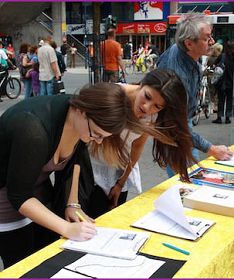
[[116, 22, 166, 34], [67, 20, 105, 35]]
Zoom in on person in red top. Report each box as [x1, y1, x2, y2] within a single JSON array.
[[6, 43, 16, 66], [102, 29, 125, 82]]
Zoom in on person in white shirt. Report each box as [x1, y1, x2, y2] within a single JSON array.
[[37, 37, 60, 95]]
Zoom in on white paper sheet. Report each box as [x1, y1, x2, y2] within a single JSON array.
[[51, 268, 90, 278], [61, 227, 150, 260], [154, 185, 197, 236], [62, 254, 165, 279], [216, 156, 234, 167], [186, 186, 234, 207], [132, 185, 215, 240]]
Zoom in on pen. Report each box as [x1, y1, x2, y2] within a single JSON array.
[[162, 242, 190, 255], [75, 211, 86, 222]]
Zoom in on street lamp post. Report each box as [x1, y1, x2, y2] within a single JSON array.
[[92, 2, 101, 83]]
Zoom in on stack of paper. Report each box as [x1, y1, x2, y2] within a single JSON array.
[[183, 185, 234, 217], [132, 185, 215, 240]]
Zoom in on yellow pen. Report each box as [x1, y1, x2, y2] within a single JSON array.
[[75, 211, 86, 222]]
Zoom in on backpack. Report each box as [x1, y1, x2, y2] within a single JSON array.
[[16, 53, 32, 78], [56, 51, 66, 74]]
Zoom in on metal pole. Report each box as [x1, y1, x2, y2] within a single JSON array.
[[92, 3, 101, 83]]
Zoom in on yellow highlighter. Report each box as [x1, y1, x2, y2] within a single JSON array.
[[75, 211, 86, 222]]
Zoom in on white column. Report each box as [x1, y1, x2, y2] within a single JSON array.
[[52, 2, 66, 46]]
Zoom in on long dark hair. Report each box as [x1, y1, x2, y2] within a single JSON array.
[[141, 69, 195, 181], [70, 83, 176, 168]]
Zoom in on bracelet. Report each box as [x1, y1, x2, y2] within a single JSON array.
[[66, 203, 81, 209]]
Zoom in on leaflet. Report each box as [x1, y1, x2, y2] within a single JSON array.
[[132, 185, 214, 240], [61, 227, 150, 260], [189, 167, 234, 189], [215, 156, 234, 167]]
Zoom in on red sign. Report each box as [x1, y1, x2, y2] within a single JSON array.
[[116, 22, 166, 34]]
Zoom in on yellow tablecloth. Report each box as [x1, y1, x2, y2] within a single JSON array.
[[1, 157, 234, 278]]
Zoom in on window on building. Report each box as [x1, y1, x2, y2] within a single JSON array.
[[66, 2, 82, 24], [111, 3, 134, 22]]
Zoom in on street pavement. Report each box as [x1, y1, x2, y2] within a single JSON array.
[[0, 67, 233, 202]]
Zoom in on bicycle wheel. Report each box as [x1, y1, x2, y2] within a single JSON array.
[[192, 113, 200, 126], [125, 64, 133, 75], [204, 103, 212, 119], [5, 77, 21, 99], [204, 87, 212, 119]]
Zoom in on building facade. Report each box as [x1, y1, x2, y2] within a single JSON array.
[[66, 2, 170, 53]]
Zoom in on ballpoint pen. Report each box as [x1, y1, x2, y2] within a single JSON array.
[[162, 242, 190, 255], [75, 211, 86, 222]]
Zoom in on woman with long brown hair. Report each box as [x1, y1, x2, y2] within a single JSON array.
[[87, 69, 195, 218]]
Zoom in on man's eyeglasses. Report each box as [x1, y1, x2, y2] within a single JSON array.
[[87, 118, 105, 141], [206, 34, 214, 43], [198, 34, 214, 43]]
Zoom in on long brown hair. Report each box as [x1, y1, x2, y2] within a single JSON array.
[[141, 69, 195, 181], [73, 83, 177, 168]]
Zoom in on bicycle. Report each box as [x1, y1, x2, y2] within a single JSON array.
[[124, 56, 137, 75], [144, 54, 158, 71], [0, 68, 21, 99], [126, 54, 157, 75], [192, 69, 212, 126]]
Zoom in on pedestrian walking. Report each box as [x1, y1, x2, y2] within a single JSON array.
[[37, 37, 60, 95], [17, 42, 33, 99], [69, 43, 77, 68], [25, 62, 40, 96], [102, 29, 125, 82], [212, 41, 234, 124], [60, 38, 69, 67]]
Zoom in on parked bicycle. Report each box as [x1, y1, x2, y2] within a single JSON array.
[[144, 55, 157, 71], [0, 68, 21, 99], [125, 56, 137, 75], [192, 68, 212, 126], [125, 54, 157, 75]]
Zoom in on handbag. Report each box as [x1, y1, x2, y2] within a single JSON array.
[[54, 80, 65, 95]]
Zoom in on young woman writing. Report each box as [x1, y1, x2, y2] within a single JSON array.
[[0, 82, 173, 269]]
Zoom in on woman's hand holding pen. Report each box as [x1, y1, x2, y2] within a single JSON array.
[[65, 207, 95, 223], [63, 220, 97, 241], [64, 207, 96, 241]]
